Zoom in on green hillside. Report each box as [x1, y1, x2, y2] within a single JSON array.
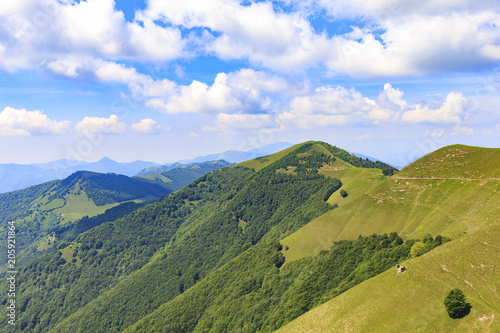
[[0, 171, 172, 275], [2, 142, 497, 333], [124, 233, 424, 332], [395, 144, 500, 179], [238, 141, 393, 172], [137, 159, 232, 177], [1, 142, 345, 332], [139, 160, 233, 192], [277, 221, 500, 333], [282, 145, 500, 263]]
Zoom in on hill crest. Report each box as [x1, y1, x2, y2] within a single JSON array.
[[237, 141, 394, 172], [395, 144, 500, 179]]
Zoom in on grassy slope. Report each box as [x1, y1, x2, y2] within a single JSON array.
[[237, 142, 307, 172], [395, 144, 500, 179], [283, 145, 500, 263], [281, 160, 386, 262], [277, 221, 500, 333]]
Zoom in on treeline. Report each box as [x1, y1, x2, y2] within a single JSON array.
[[266, 143, 335, 174], [319, 142, 395, 170], [53, 201, 145, 242]]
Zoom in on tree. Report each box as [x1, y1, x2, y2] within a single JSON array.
[[340, 189, 348, 198], [444, 289, 471, 319]]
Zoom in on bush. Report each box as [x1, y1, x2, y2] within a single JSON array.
[[382, 167, 398, 176], [410, 241, 425, 257], [340, 189, 348, 198], [444, 289, 471, 319]]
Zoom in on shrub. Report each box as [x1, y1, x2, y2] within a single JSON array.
[[410, 241, 425, 257], [444, 289, 471, 319], [382, 167, 398, 176], [340, 189, 348, 198]]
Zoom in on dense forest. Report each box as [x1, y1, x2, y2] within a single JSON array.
[[53, 171, 171, 205]]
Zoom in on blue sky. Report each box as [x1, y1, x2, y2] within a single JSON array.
[[0, 0, 499, 167]]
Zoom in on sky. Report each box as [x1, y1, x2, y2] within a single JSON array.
[[0, 0, 499, 168]]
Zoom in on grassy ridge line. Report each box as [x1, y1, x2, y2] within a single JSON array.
[[237, 140, 393, 173], [237, 143, 306, 172], [396, 145, 500, 179], [282, 176, 500, 263], [276, 221, 500, 333]]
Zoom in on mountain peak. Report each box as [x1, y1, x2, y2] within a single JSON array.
[[97, 156, 115, 163], [237, 141, 393, 173]]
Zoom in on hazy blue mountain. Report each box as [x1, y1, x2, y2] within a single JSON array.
[[0, 158, 159, 194], [137, 160, 233, 177], [179, 141, 294, 164], [0, 142, 292, 194]]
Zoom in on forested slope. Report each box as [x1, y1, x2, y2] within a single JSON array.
[[0, 171, 172, 276], [1, 142, 343, 332]]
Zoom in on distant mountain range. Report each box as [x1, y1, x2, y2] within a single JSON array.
[[0, 142, 294, 194], [177, 141, 294, 164], [0, 157, 159, 194], [1, 141, 393, 194], [137, 160, 233, 177]]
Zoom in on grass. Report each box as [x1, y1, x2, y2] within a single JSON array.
[[40, 198, 65, 210], [60, 242, 83, 267], [236, 141, 314, 172], [282, 145, 500, 264], [396, 145, 500, 179], [277, 221, 500, 333], [55, 191, 118, 222], [37, 236, 56, 251], [141, 173, 173, 183]]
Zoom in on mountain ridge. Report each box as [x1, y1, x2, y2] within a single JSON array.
[[1, 141, 497, 333]]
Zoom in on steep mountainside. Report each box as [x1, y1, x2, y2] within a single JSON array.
[[277, 221, 500, 333], [0, 141, 352, 332], [0, 171, 171, 275], [282, 145, 500, 263], [395, 144, 500, 179]]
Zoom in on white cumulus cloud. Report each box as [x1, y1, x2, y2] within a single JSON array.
[[278, 84, 469, 129], [142, 0, 332, 72], [0, 107, 70, 136], [401, 93, 467, 124], [147, 69, 291, 115], [75, 114, 126, 135], [131, 119, 160, 133]]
